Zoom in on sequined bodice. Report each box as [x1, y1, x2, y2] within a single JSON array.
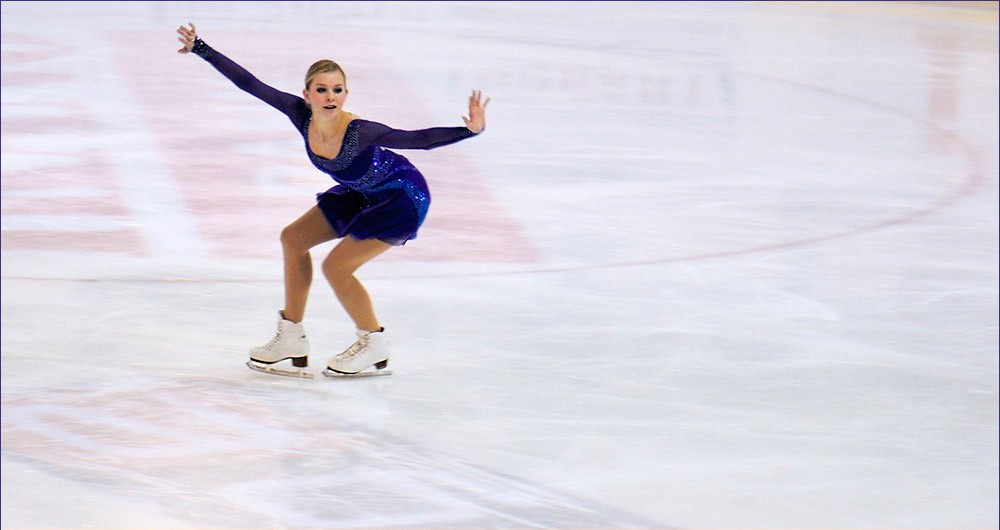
[[303, 119, 416, 192], [304, 119, 362, 171]]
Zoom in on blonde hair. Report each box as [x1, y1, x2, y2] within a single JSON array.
[[305, 60, 346, 89]]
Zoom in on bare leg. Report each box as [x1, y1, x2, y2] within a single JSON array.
[[279, 207, 337, 323], [322, 236, 391, 331]]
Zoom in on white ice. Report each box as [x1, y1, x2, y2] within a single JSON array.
[[2, 1, 998, 528]]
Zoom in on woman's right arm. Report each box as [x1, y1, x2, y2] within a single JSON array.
[[176, 23, 302, 118]]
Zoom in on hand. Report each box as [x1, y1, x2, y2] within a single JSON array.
[[462, 89, 490, 134], [176, 22, 198, 54]]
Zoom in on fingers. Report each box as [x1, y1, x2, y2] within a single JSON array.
[[463, 89, 489, 134], [175, 22, 197, 54], [175, 23, 195, 40], [176, 22, 196, 38], [468, 89, 490, 111]]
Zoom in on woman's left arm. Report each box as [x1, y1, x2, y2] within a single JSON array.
[[361, 90, 490, 150], [362, 122, 478, 150]]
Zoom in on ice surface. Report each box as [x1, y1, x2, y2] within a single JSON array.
[[2, 1, 998, 528]]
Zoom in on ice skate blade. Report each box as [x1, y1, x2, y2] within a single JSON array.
[[246, 360, 314, 379], [322, 367, 393, 378]]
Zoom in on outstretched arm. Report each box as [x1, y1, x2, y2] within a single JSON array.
[[360, 90, 490, 150], [176, 22, 303, 120], [359, 121, 477, 151]]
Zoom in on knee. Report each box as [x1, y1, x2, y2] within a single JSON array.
[[322, 256, 355, 284], [280, 224, 306, 253]]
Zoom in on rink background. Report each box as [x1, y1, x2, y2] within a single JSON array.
[[2, 1, 998, 528]]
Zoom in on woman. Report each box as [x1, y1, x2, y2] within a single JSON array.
[[176, 23, 489, 378]]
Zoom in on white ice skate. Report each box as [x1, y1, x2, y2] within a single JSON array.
[[323, 328, 392, 378], [246, 311, 313, 379]]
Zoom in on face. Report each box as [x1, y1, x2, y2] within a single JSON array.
[[303, 71, 348, 115]]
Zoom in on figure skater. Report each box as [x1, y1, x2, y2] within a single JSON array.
[[176, 22, 489, 378]]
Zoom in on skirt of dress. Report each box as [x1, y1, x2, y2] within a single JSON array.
[[315, 178, 430, 246]]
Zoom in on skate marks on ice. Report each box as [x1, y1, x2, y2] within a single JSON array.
[[0, 375, 665, 528]]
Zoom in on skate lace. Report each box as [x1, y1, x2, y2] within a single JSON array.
[[263, 318, 292, 351], [262, 325, 285, 350], [335, 335, 369, 360]]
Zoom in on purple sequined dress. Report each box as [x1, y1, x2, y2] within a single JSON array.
[[192, 39, 478, 245]]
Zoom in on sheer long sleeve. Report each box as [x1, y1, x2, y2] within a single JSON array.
[[192, 38, 305, 122], [357, 120, 478, 151]]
